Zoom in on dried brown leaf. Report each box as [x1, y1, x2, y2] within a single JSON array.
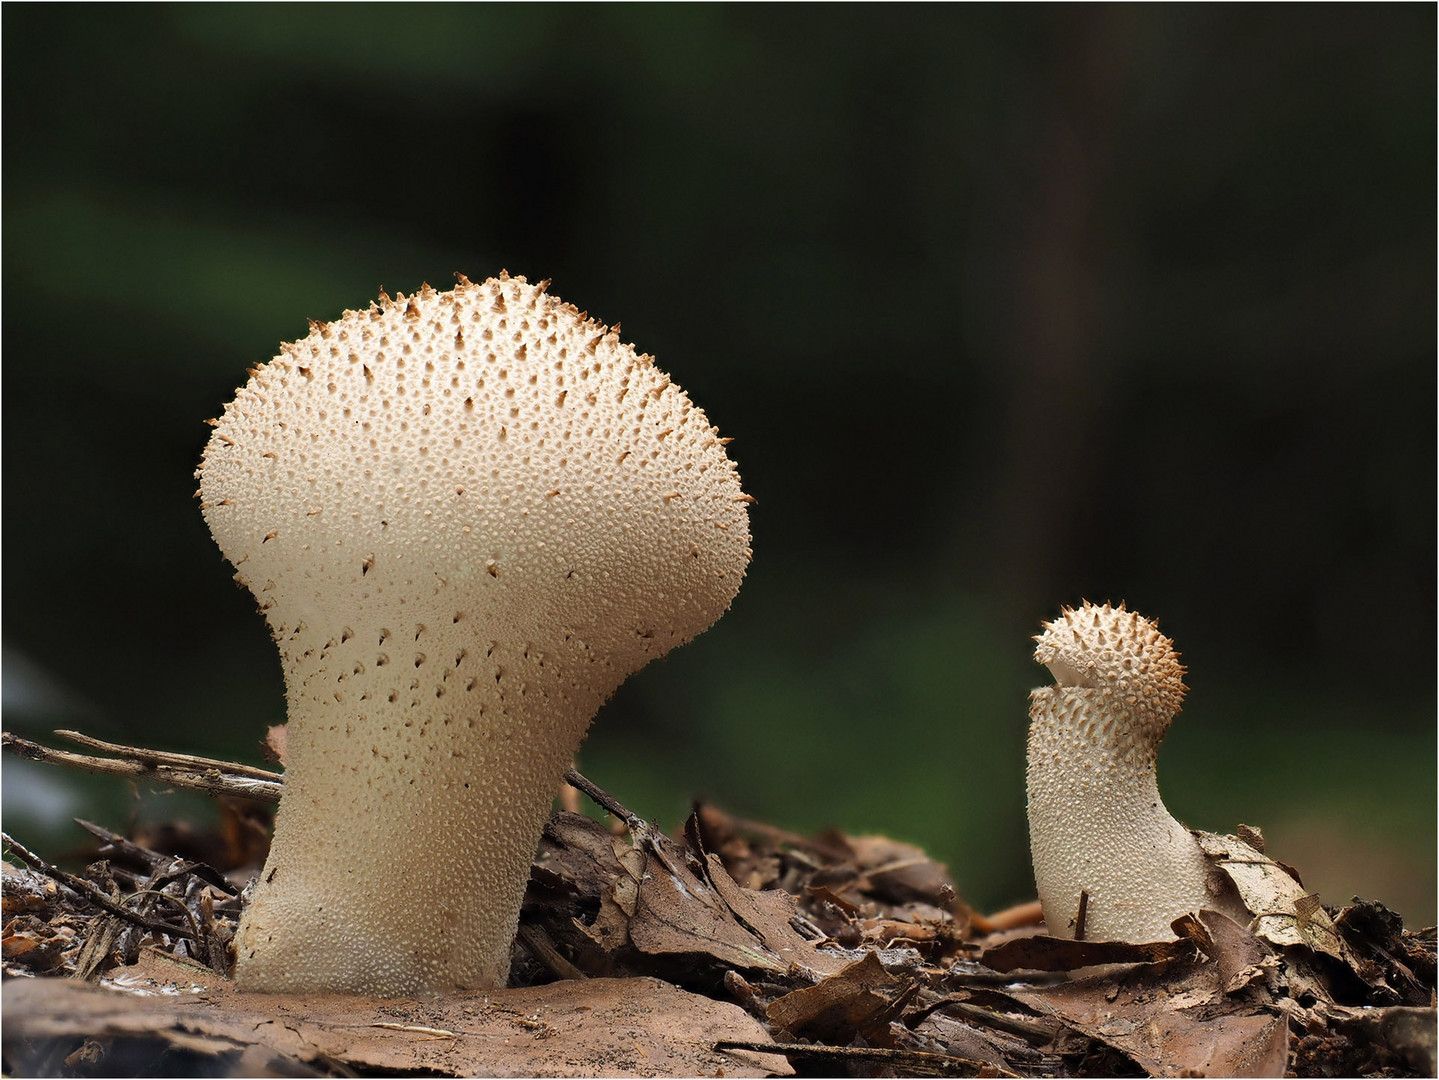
[[1175, 909, 1278, 995], [1, 951, 793, 1078], [625, 817, 847, 980], [979, 932, 1194, 973], [1195, 831, 1349, 963], [766, 951, 901, 1041], [999, 957, 1290, 1077]]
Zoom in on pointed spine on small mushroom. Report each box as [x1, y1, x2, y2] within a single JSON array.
[[197, 273, 751, 995], [1025, 601, 1237, 942]]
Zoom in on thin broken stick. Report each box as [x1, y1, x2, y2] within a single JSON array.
[[561, 766, 641, 829], [54, 729, 282, 781], [1, 731, 282, 803], [969, 898, 1045, 934], [2, 730, 630, 824]]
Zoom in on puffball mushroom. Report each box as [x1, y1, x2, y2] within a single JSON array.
[[1026, 601, 1240, 943], [197, 273, 751, 995]]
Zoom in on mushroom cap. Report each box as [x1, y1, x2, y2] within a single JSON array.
[[1033, 601, 1186, 734], [198, 272, 751, 689]]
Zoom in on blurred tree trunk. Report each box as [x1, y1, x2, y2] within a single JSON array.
[[976, 9, 1135, 610]]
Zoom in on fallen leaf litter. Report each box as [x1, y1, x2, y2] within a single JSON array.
[[2, 730, 1435, 1077]]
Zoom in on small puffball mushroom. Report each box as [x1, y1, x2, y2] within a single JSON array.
[[197, 273, 751, 995], [1026, 601, 1239, 943]]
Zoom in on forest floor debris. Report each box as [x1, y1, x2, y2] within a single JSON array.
[[2, 729, 1434, 1077]]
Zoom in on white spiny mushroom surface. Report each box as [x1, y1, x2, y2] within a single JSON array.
[[1026, 602, 1228, 943], [197, 273, 751, 995]]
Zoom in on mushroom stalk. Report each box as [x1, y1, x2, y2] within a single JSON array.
[[198, 274, 750, 995], [1026, 602, 1226, 943]]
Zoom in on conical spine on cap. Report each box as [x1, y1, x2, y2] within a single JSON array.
[[198, 273, 750, 995]]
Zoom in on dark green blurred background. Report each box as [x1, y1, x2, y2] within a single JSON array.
[[4, 5, 1435, 923]]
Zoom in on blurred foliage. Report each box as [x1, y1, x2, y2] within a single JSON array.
[[3, 6, 1434, 920]]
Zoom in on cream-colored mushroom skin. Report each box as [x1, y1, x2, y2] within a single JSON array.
[[197, 274, 751, 995], [1026, 602, 1229, 943]]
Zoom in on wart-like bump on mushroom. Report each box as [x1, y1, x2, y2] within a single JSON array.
[[197, 273, 751, 996]]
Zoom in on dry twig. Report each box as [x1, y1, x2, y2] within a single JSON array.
[[1, 832, 199, 942], [2, 731, 282, 803]]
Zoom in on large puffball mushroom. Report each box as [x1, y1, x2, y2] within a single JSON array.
[[197, 273, 751, 995], [1025, 601, 1241, 943]]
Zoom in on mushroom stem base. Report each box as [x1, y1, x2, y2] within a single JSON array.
[[234, 692, 586, 996]]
